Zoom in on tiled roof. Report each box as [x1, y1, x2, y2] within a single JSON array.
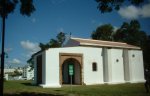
[[70, 38, 141, 49]]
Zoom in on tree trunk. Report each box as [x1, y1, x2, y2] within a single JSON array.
[[0, 0, 6, 96]]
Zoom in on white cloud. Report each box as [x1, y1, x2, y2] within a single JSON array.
[[20, 40, 40, 54], [118, 4, 150, 19], [118, 5, 140, 19], [140, 4, 150, 17], [7, 58, 21, 64]]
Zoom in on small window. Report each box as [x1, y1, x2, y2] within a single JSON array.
[[92, 62, 97, 71], [132, 54, 135, 58], [116, 59, 119, 62]]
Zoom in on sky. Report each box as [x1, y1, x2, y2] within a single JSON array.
[[1, 0, 150, 68]]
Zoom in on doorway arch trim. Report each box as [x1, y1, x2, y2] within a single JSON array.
[[59, 53, 83, 85]]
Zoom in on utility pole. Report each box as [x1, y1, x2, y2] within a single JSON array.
[[0, 0, 6, 96]]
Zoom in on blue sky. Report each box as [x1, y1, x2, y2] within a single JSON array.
[[1, 0, 150, 68]]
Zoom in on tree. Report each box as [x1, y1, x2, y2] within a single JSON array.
[[0, 0, 35, 17], [113, 22, 129, 43], [113, 20, 147, 47], [91, 24, 114, 41], [0, 0, 35, 95], [49, 39, 60, 48], [143, 36, 150, 69], [56, 32, 66, 46], [13, 69, 22, 76], [28, 32, 66, 70], [95, 0, 144, 13], [39, 43, 50, 51], [39, 32, 66, 50]]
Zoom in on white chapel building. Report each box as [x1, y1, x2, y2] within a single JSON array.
[[32, 38, 145, 88]]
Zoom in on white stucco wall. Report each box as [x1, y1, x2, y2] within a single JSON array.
[[43, 49, 61, 87], [128, 50, 145, 83], [81, 47, 103, 85], [105, 48, 124, 84], [123, 49, 130, 82], [33, 46, 145, 88], [103, 48, 109, 82], [110, 49, 124, 83], [39, 46, 104, 87]]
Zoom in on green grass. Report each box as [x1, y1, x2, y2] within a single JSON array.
[[4, 80, 150, 96]]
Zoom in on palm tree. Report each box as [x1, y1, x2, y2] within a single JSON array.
[[0, 0, 35, 95]]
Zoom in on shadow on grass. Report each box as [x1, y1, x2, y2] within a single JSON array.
[[5, 83, 65, 96], [4, 92, 64, 96], [21, 82, 35, 86]]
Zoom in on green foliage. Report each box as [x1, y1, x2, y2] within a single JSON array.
[[96, 0, 144, 13], [91, 24, 114, 41], [27, 57, 34, 71], [20, 0, 35, 16], [39, 32, 66, 51], [7, 69, 22, 77], [113, 20, 147, 47], [39, 43, 49, 50], [49, 39, 60, 48], [143, 36, 150, 69], [0, 0, 17, 17], [57, 32, 66, 46], [14, 69, 22, 76], [0, 0, 35, 17]]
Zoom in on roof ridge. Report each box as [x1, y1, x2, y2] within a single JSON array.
[[71, 37, 127, 45], [70, 37, 140, 49]]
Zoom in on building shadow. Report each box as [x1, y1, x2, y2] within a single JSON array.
[[4, 92, 64, 96], [21, 82, 35, 86]]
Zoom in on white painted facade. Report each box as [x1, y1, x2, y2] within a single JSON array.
[[4, 68, 15, 73], [22, 65, 34, 80], [33, 38, 145, 88]]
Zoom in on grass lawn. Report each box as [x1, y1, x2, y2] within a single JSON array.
[[4, 80, 150, 96]]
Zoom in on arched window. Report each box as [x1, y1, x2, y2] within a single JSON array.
[[92, 62, 97, 71]]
